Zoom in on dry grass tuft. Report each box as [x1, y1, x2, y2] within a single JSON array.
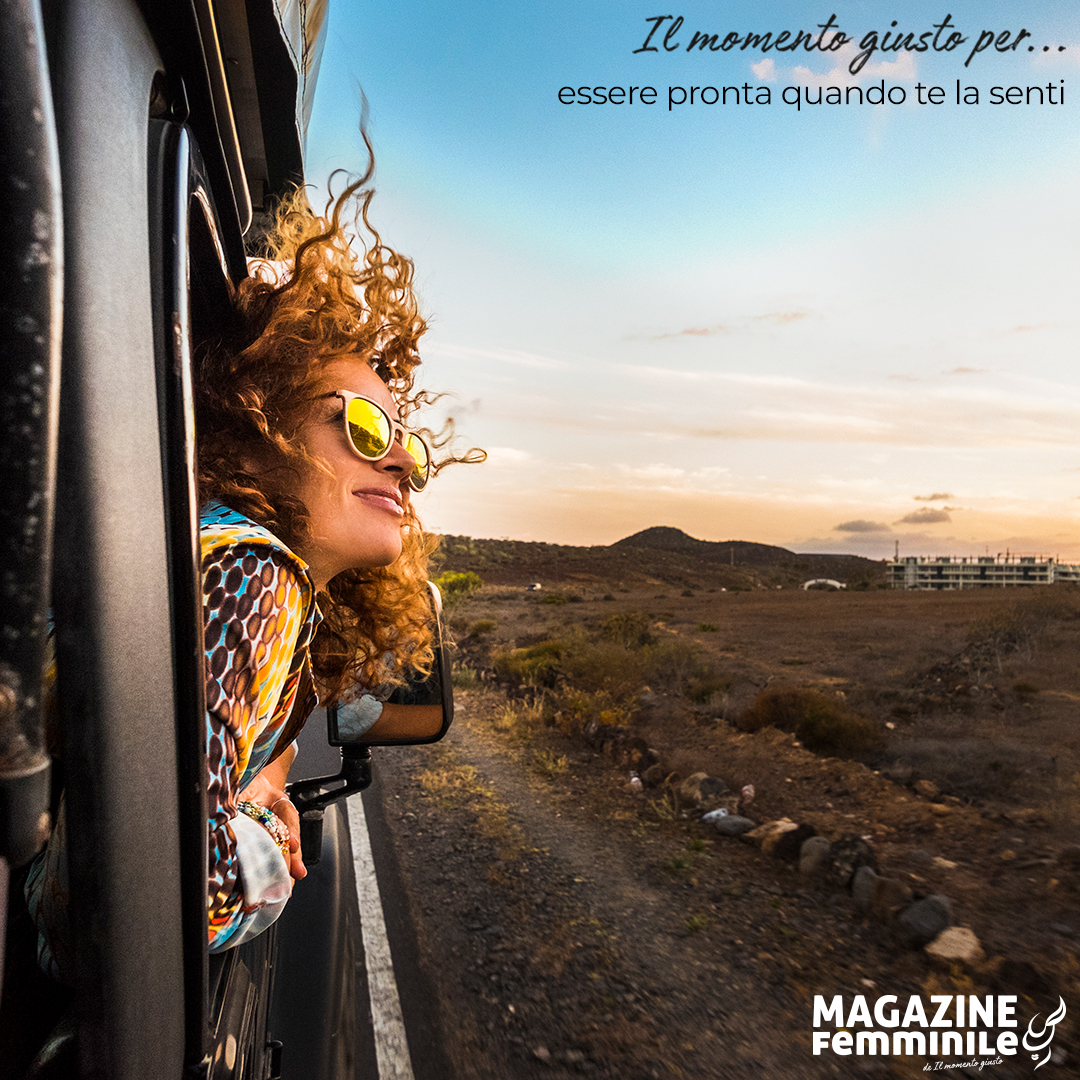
[[532, 748, 569, 779]]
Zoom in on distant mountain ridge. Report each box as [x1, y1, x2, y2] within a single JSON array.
[[436, 526, 884, 589], [614, 527, 800, 565]]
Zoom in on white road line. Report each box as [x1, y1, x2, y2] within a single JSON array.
[[348, 795, 416, 1080]]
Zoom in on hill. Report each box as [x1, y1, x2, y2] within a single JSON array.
[[434, 526, 885, 591]]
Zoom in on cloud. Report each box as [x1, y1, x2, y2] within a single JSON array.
[[644, 311, 808, 340], [896, 508, 951, 525], [945, 366, 988, 375], [1032, 42, 1080, 69], [914, 492, 953, 502], [753, 42, 917, 85], [835, 519, 891, 533], [482, 446, 533, 467], [435, 343, 572, 371], [650, 325, 729, 340], [788, 41, 918, 86], [613, 362, 1080, 449]]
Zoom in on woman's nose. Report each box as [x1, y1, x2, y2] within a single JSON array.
[[377, 435, 416, 480]]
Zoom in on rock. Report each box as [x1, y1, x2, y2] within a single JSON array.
[[641, 762, 668, 788], [773, 823, 818, 862], [533, 1046, 552, 1064], [929, 803, 951, 817], [709, 814, 757, 838], [700, 775, 728, 800], [1051, 922, 1076, 938], [898, 894, 952, 947], [871, 877, 913, 923], [852, 866, 877, 912], [925, 926, 985, 968], [914, 779, 940, 799], [677, 771, 728, 809], [799, 836, 833, 878], [744, 818, 799, 854], [830, 835, 877, 889], [931, 856, 957, 871], [1056, 844, 1080, 870]]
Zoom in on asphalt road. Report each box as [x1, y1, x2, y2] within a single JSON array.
[[291, 712, 451, 1080]]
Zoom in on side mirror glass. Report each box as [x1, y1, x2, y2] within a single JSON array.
[[326, 581, 454, 747]]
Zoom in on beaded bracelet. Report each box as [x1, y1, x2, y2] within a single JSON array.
[[237, 800, 291, 861]]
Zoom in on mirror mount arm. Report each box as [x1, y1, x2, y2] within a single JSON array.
[[286, 744, 373, 866]]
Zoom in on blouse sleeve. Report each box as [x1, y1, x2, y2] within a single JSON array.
[[202, 542, 313, 951]]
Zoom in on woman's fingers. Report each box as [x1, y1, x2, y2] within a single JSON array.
[[271, 797, 307, 881]]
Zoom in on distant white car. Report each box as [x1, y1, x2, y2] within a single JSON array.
[[527, 582, 543, 591]]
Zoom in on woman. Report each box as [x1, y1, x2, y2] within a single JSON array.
[[195, 174, 451, 950], [28, 170, 457, 971]]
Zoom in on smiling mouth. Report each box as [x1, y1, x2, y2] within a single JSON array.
[[354, 489, 404, 515]]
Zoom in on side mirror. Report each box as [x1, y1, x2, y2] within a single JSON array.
[[288, 582, 454, 864], [326, 580, 454, 748]]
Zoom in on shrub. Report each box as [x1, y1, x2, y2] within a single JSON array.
[[966, 591, 1075, 669], [640, 639, 714, 697], [560, 640, 646, 699], [559, 689, 632, 729], [540, 592, 568, 605], [451, 666, 481, 690], [492, 640, 563, 686], [433, 570, 484, 607], [601, 611, 654, 649], [739, 687, 883, 759], [686, 675, 733, 704], [470, 619, 496, 636], [698, 623, 718, 633]]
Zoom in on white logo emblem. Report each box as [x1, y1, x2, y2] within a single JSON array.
[[1023, 997, 1067, 1070]]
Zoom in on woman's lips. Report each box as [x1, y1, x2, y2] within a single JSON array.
[[354, 488, 404, 516]]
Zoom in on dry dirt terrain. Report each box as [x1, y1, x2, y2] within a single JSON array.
[[377, 569, 1080, 1079]]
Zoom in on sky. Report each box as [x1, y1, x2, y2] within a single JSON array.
[[304, 2, 1080, 560]]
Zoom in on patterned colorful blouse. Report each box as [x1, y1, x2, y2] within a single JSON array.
[[200, 503, 321, 951], [25, 504, 322, 979]]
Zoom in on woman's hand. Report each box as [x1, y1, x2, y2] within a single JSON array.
[[238, 747, 307, 881]]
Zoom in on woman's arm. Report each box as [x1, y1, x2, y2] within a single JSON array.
[[361, 702, 443, 740], [237, 744, 306, 881], [204, 543, 315, 951]]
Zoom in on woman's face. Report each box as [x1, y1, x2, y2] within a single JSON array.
[[292, 358, 417, 588]]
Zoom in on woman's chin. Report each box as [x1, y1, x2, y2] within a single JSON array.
[[359, 537, 404, 570]]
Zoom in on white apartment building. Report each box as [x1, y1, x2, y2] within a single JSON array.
[[889, 555, 1080, 590]]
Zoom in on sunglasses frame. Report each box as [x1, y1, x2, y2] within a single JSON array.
[[330, 389, 432, 492]]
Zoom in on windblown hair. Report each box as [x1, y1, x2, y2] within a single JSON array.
[[196, 162, 439, 700]]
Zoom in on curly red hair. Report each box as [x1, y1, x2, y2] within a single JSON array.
[[196, 166, 439, 699]]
